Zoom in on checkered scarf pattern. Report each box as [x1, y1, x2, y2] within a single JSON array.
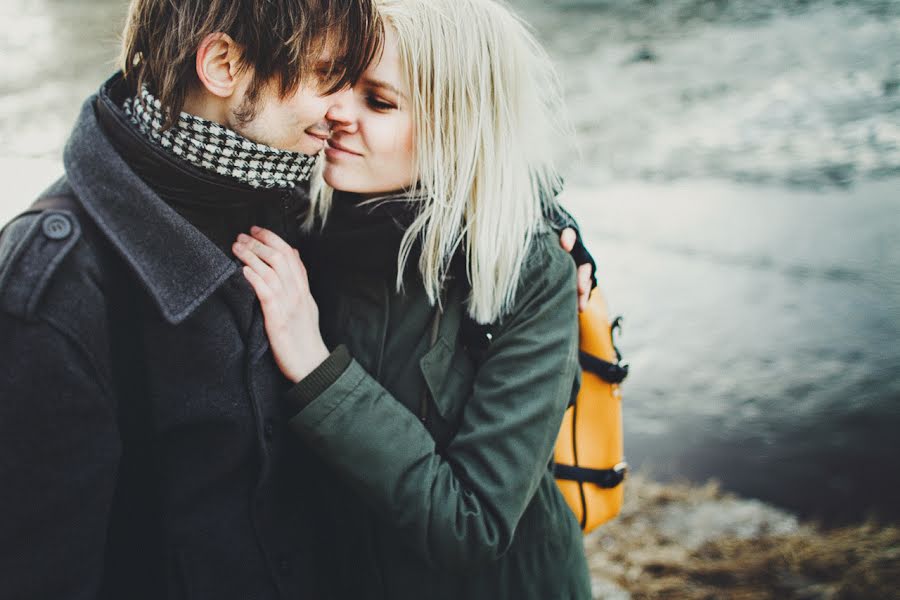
[[123, 86, 318, 189]]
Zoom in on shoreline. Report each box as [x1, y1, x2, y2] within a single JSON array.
[[586, 474, 899, 599]]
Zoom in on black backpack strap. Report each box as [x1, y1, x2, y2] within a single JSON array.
[[578, 315, 629, 385], [15, 193, 144, 427], [16, 193, 90, 225], [1, 193, 101, 248], [578, 351, 629, 384], [5, 191, 162, 587], [30, 193, 109, 244], [553, 463, 627, 489], [27, 194, 162, 585], [29, 194, 82, 213]]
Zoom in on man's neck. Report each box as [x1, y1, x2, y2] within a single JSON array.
[[181, 87, 232, 130]]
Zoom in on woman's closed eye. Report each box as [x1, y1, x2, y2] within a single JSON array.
[[366, 94, 397, 111]]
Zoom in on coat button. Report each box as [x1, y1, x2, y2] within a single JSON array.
[[42, 214, 72, 240], [278, 557, 292, 576], [264, 421, 275, 441]]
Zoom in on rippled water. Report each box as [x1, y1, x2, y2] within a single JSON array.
[[565, 179, 899, 523], [521, 0, 900, 188], [1, 0, 898, 522]]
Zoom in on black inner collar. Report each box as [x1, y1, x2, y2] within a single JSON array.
[[95, 75, 309, 253]]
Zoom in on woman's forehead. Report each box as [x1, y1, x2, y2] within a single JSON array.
[[362, 26, 406, 94]]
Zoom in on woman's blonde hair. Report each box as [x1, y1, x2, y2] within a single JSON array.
[[308, 0, 571, 323]]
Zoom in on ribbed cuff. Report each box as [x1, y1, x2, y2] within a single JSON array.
[[284, 345, 352, 417]]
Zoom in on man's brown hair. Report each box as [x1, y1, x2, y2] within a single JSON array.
[[120, 0, 382, 127]]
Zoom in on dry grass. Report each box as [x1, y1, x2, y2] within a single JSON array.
[[584, 476, 900, 599]]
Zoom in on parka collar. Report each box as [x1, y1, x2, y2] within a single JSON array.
[[63, 81, 240, 325]]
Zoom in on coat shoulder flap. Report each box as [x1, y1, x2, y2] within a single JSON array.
[[0, 208, 83, 319]]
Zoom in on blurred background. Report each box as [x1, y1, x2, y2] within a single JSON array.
[[1, 0, 898, 525]]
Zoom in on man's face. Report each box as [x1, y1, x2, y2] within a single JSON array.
[[225, 50, 347, 155]]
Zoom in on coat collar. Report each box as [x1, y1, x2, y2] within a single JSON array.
[[63, 82, 240, 325]]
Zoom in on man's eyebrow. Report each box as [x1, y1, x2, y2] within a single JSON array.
[[361, 77, 405, 99], [315, 60, 346, 73]]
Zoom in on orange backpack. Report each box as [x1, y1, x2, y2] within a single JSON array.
[[553, 290, 628, 533]]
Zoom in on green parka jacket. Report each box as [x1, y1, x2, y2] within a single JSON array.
[[285, 202, 592, 600]]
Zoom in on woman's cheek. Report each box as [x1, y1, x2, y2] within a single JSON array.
[[388, 119, 415, 171]]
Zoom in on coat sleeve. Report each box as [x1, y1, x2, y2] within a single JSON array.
[[0, 311, 120, 599], [286, 235, 579, 570]]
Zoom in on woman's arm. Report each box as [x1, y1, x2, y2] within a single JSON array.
[[233, 229, 579, 570]]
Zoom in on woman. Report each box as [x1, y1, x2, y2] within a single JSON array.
[[232, 0, 592, 597]]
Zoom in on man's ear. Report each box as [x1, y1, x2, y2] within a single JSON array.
[[195, 32, 246, 98]]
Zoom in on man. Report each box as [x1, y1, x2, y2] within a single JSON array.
[[0, 1, 594, 598]]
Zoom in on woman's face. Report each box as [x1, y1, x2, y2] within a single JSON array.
[[322, 26, 415, 196]]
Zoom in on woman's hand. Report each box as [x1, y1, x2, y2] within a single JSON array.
[[232, 226, 330, 383]]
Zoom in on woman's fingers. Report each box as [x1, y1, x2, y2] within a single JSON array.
[[237, 233, 288, 272], [576, 263, 593, 311], [241, 265, 274, 305], [248, 227, 309, 285], [250, 226, 293, 254], [233, 238, 283, 291], [559, 227, 577, 253]]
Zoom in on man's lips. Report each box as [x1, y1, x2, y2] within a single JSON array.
[[304, 122, 332, 141], [305, 130, 330, 142]]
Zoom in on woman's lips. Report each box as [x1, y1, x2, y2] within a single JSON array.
[[325, 140, 362, 159]]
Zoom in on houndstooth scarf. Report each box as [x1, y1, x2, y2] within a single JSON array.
[[123, 86, 318, 189]]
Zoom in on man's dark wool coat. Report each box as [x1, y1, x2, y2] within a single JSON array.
[[0, 75, 331, 600]]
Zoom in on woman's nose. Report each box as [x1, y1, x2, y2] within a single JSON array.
[[325, 89, 359, 133]]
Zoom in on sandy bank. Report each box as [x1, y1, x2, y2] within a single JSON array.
[[586, 475, 899, 599]]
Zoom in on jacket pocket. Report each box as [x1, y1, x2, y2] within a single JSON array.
[[509, 474, 573, 554]]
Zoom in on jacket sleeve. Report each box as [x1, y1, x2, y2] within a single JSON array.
[[0, 311, 120, 599], [286, 236, 579, 570]]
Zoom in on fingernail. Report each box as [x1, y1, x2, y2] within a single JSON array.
[[250, 226, 261, 233], [237, 234, 249, 242]]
